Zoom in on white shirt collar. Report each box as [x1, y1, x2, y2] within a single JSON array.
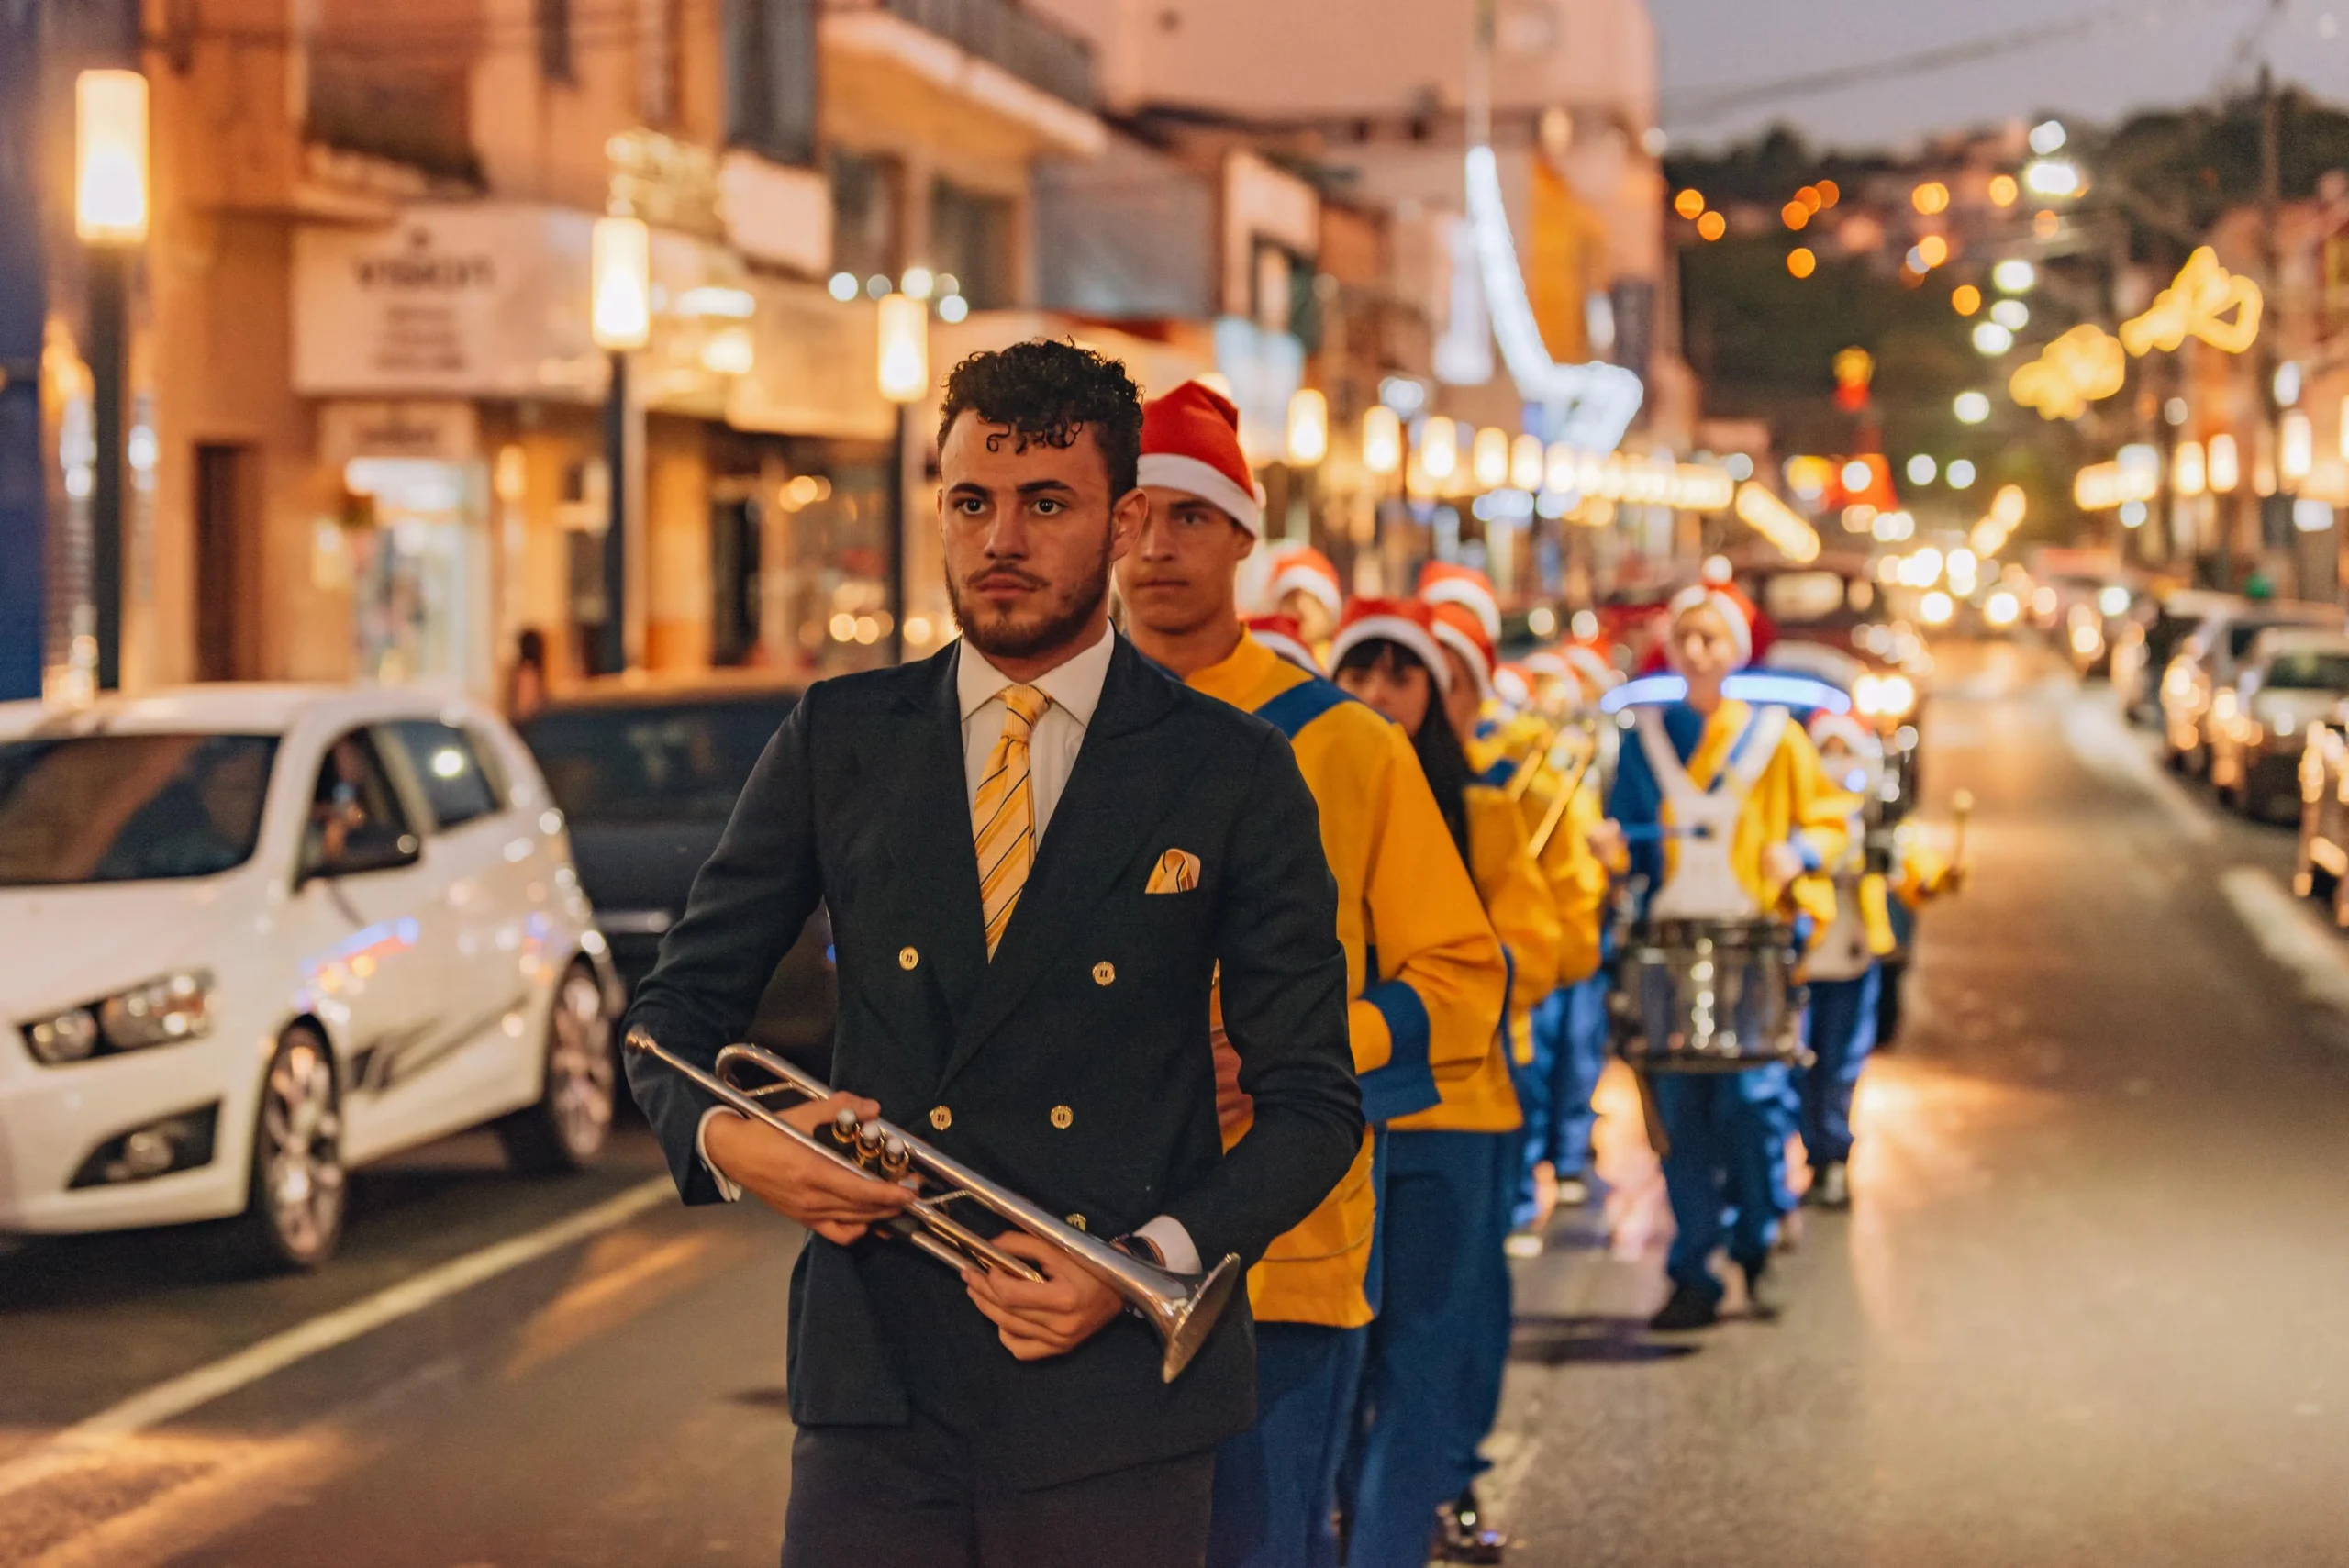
[[955, 622, 1115, 727]]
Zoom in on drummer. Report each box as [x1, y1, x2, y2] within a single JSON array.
[[1602, 585, 1850, 1331], [1801, 712, 1965, 1208]]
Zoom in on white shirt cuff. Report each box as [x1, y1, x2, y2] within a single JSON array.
[[1132, 1215, 1201, 1274], [696, 1107, 745, 1203]]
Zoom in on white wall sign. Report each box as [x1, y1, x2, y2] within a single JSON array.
[[294, 205, 604, 401]]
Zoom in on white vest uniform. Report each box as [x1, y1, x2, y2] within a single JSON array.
[[1634, 706, 1790, 922]]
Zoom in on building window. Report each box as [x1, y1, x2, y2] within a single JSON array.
[[725, 0, 818, 166], [930, 179, 1014, 309], [537, 0, 573, 83], [830, 150, 896, 284]]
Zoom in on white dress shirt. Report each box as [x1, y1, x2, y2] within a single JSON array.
[[698, 626, 1200, 1274]]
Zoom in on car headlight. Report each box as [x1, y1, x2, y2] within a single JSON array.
[[19, 970, 216, 1065]]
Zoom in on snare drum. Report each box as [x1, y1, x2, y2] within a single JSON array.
[[1611, 917, 1809, 1073]]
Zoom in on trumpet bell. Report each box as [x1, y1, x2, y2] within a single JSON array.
[[1151, 1252, 1242, 1384]]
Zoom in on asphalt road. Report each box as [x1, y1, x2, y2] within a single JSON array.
[[4, 640, 2347, 1566]]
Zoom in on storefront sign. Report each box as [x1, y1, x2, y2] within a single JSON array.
[[294, 205, 604, 400], [317, 400, 480, 468]]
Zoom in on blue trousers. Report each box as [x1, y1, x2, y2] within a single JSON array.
[[1653, 1064, 1798, 1293], [1208, 1321, 1367, 1568], [1799, 966, 1880, 1166], [1344, 1131, 1515, 1568], [1512, 977, 1609, 1226]]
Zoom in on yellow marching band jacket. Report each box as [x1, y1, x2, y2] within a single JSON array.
[[1189, 634, 1960, 1328]]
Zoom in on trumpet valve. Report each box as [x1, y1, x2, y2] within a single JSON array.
[[879, 1135, 912, 1179], [854, 1118, 891, 1164], [831, 1107, 861, 1148]]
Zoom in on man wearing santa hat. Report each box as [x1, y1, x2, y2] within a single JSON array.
[[1261, 541, 1345, 657], [1115, 380, 1506, 1568], [1601, 584, 1848, 1330]]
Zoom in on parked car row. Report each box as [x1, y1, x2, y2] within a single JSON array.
[[2154, 596, 2349, 823], [0, 674, 820, 1269]]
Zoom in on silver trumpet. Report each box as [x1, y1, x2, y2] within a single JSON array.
[[625, 1029, 1242, 1383]]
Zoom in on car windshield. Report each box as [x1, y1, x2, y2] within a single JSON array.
[[0, 733, 280, 886], [2265, 651, 2349, 691], [519, 698, 794, 824]]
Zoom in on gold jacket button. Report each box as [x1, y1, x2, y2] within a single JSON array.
[[1065, 1213, 1087, 1232], [899, 946, 919, 971], [1050, 1105, 1074, 1129], [929, 1106, 952, 1130], [1092, 961, 1115, 986]]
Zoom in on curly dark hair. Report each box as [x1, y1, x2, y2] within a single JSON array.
[[937, 339, 1144, 497]]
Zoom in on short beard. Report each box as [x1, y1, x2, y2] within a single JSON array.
[[948, 537, 1114, 663]]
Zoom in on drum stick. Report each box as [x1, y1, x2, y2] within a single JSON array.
[[1529, 745, 1600, 860], [1949, 788, 1975, 869]]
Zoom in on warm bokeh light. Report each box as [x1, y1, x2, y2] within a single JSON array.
[[1419, 416, 1459, 481], [2032, 209, 2061, 239], [1284, 387, 1329, 465], [1954, 390, 1992, 424], [1952, 284, 1982, 315], [874, 292, 930, 403], [1472, 426, 1510, 488], [1798, 185, 1823, 213], [1510, 432, 1545, 491], [2209, 432, 2241, 494], [74, 70, 150, 245], [1697, 210, 1726, 241], [1674, 189, 1706, 219], [1782, 200, 1809, 230], [1361, 406, 1402, 475], [1911, 181, 1950, 215], [589, 216, 652, 352], [1916, 234, 1949, 268], [1987, 173, 2019, 206], [1815, 179, 1840, 207], [2174, 439, 2207, 496], [1787, 247, 1817, 278]]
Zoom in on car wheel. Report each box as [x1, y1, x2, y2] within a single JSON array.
[[226, 1025, 347, 1272], [496, 961, 616, 1174]]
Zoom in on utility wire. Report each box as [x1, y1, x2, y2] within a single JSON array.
[[1662, 0, 2255, 126]]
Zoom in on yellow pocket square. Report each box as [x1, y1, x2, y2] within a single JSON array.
[[1145, 848, 1202, 894]]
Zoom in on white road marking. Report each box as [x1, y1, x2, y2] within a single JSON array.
[[2060, 698, 2216, 843], [2218, 865, 2349, 1013], [0, 1176, 673, 1503]]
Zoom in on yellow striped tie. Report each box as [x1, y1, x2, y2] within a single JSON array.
[[974, 684, 1049, 958]]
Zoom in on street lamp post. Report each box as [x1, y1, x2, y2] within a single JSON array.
[[74, 67, 148, 693], [589, 215, 650, 676], [876, 289, 929, 667]]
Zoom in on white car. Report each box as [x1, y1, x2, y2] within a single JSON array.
[[0, 684, 619, 1268]]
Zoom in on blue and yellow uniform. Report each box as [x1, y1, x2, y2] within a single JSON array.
[[1345, 782, 1557, 1568], [1609, 696, 1848, 1307], [1191, 631, 1506, 1568]]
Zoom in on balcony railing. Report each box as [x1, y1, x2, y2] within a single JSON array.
[[829, 0, 1096, 109]]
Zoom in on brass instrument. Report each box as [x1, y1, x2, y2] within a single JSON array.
[[626, 1029, 1242, 1383], [1527, 719, 1604, 858], [1502, 725, 1558, 802]]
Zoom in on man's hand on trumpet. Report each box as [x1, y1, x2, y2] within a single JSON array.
[[703, 1093, 914, 1246], [962, 1233, 1126, 1362]]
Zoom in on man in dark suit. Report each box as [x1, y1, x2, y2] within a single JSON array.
[[624, 339, 1364, 1568]]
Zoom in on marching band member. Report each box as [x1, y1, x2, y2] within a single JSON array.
[[1330, 597, 1557, 1568], [1516, 643, 1617, 1227], [1604, 586, 1849, 1331], [1262, 541, 1345, 659], [1801, 712, 1965, 1207], [1114, 381, 1506, 1568], [1246, 612, 1326, 676]]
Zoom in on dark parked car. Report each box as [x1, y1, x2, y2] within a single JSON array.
[[517, 676, 836, 1067]]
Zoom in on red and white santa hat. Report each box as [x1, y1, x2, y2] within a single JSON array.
[[1246, 613, 1325, 675], [1138, 381, 1266, 536], [1559, 640, 1618, 695], [1664, 583, 1753, 667], [1418, 562, 1502, 644], [1493, 662, 1534, 709], [1808, 709, 1883, 760], [1427, 601, 1497, 704], [1330, 597, 1452, 695], [1263, 542, 1343, 619]]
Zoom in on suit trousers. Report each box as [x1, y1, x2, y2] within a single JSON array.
[[780, 1412, 1216, 1568], [1653, 1063, 1798, 1293], [1207, 1322, 1368, 1568], [1799, 966, 1881, 1167], [1343, 1130, 1515, 1568]]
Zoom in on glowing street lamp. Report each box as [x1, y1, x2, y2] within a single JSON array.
[[74, 68, 150, 693], [876, 285, 934, 663], [2209, 433, 2241, 495], [75, 71, 150, 246], [590, 217, 651, 351], [1361, 406, 1403, 476], [1285, 388, 1329, 465]]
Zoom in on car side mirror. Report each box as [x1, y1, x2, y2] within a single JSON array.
[[300, 831, 422, 886]]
